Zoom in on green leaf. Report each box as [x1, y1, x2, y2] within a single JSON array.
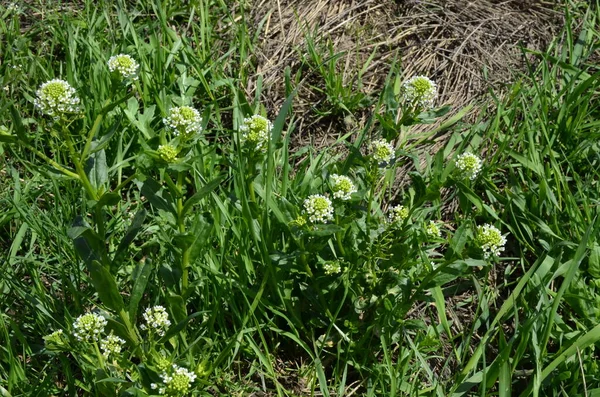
[[69, 217, 106, 266], [181, 175, 224, 216], [9, 104, 29, 143], [140, 177, 175, 214], [87, 260, 125, 312], [96, 192, 121, 209], [89, 117, 121, 155], [86, 145, 108, 191], [157, 312, 206, 343], [129, 259, 153, 321], [0, 132, 17, 144], [111, 209, 146, 272]]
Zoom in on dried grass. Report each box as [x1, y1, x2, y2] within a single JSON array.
[[247, 0, 564, 149]]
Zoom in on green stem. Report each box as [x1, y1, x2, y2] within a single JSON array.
[[81, 98, 111, 160], [26, 144, 80, 179], [93, 341, 105, 369], [62, 126, 97, 200], [176, 172, 189, 294], [297, 237, 313, 277], [113, 173, 137, 193], [365, 167, 377, 241], [335, 214, 346, 257], [118, 309, 144, 359]]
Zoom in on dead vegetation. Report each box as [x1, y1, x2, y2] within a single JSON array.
[[247, 0, 564, 148]]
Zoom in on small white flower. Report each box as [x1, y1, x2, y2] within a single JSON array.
[[100, 333, 125, 359], [402, 75, 437, 108], [108, 54, 139, 80], [476, 224, 507, 259], [34, 79, 81, 117], [330, 174, 357, 201], [388, 205, 409, 224], [157, 144, 179, 163], [425, 221, 441, 239], [72, 313, 107, 342], [141, 306, 171, 337], [303, 194, 334, 223], [323, 261, 342, 275], [43, 329, 65, 349], [238, 114, 272, 152], [163, 106, 203, 140], [455, 152, 483, 180], [369, 139, 395, 163], [155, 365, 197, 395]]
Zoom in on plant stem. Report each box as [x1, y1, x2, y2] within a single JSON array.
[[118, 309, 144, 359], [26, 144, 80, 179], [335, 214, 346, 257], [62, 126, 97, 200], [365, 166, 377, 241], [176, 172, 190, 294], [81, 98, 111, 160]]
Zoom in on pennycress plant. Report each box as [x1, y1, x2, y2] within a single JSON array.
[[9, 53, 510, 395]]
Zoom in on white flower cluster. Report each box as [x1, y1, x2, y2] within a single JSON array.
[[34, 79, 81, 117], [425, 221, 441, 239], [72, 313, 107, 342], [330, 174, 357, 201], [323, 261, 342, 275], [100, 333, 125, 359], [303, 194, 334, 223], [163, 106, 203, 140], [455, 152, 483, 181], [238, 114, 272, 152], [402, 75, 437, 108], [140, 306, 171, 337], [151, 364, 197, 396], [108, 54, 139, 80], [476, 224, 507, 259], [157, 144, 179, 163], [369, 139, 395, 163], [43, 329, 65, 349], [388, 205, 409, 224]]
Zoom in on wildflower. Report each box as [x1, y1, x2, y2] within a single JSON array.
[[163, 106, 203, 140], [140, 306, 171, 337], [425, 221, 441, 239], [107, 54, 139, 80], [303, 195, 334, 223], [476, 224, 507, 259], [34, 79, 81, 117], [289, 215, 307, 228], [100, 333, 125, 359], [455, 152, 482, 181], [72, 313, 107, 342], [388, 205, 409, 224], [152, 364, 197, 396], [156, 356, 172, 373], [330, 174, 357, 201], [402, 75, 437, 108], [238, 114, 272, 152], [157, 144, 179, 163], [43, 329, 66, 350], [369, 139, 395, 163], [323, 261, 342, 275]]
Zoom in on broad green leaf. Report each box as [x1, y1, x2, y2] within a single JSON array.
[[129, 259, 153, 321], [88, 260, 125, 312]]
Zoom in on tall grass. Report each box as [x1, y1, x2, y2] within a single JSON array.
[[0, 1, 599, 396]]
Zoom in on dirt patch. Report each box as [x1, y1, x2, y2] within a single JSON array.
[[248, 0, 564, 149]]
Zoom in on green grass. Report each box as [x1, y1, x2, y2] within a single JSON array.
[[1, 1, 600, 396]]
